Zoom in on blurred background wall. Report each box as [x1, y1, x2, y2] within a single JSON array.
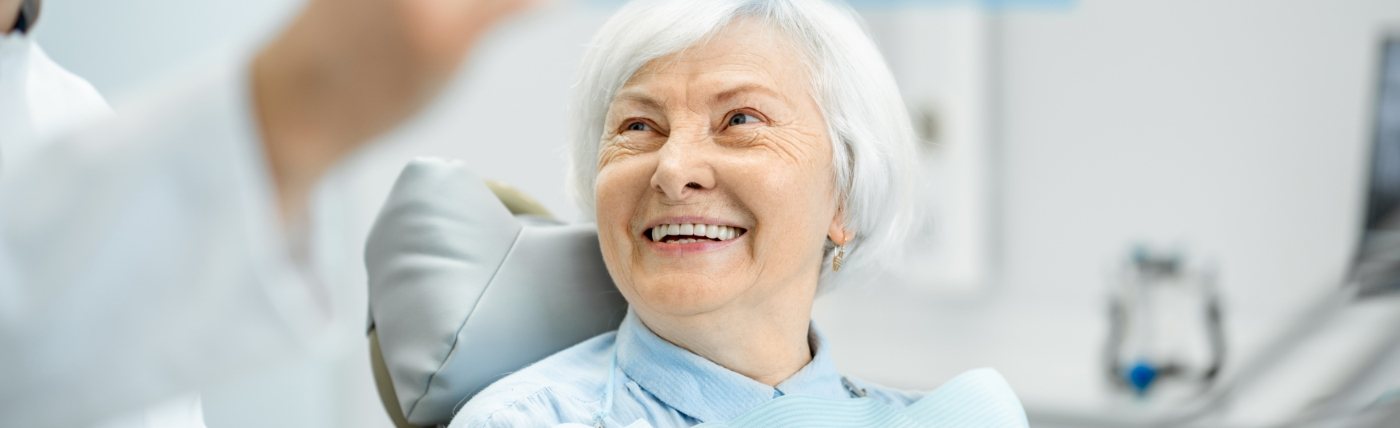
[[30, 0, 1400, 426]]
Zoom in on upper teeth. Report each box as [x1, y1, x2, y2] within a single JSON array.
[[651, 223, 743, 242]]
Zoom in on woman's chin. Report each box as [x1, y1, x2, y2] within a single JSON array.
[[629, 274, 748, 317]]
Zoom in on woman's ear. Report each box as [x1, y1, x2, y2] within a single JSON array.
[[828, 213, 853, 246]]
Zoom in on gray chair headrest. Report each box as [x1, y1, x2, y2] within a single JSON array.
[[366, 157, 626, 426]]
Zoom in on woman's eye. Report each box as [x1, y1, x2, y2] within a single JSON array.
[[624, 121, 650, 132], [727, 112, 762, 127]]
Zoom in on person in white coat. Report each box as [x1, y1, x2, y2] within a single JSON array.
[[0, 2, 210, 427], [0, 0, 534, 426]]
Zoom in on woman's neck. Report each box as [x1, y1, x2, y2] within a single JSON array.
[[637, 281, 818, 387]]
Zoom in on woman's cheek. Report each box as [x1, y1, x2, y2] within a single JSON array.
[[740, 161, 805, 209], [596, 161, 650, 238], [596, 159, 647, 207], [736, 160, 830, 255]]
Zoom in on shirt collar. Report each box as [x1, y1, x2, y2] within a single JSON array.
[[615, 310, 851, 423]]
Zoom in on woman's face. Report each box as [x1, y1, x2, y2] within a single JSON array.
[[595, 19, 843, 319]]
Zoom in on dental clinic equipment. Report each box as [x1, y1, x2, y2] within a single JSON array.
[[1104, 245, 1226, 400], [1087, 31, 1400, 426]]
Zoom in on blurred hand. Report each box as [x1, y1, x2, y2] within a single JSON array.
[[251, 0, 536, 220]]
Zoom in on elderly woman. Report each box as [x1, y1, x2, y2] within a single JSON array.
[[451, 0, 1023, 426]]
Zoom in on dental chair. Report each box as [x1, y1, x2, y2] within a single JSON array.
[[364, 158, 628, 427]]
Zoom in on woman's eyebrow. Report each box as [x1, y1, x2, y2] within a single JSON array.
[[712, 82, 783, 105], [611, 90, 664, 112]]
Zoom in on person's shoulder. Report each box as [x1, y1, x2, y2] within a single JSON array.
[[843, 376, 925, 407], [847, 368, 1024, 408], [851, 369, 1027, 427], [448, 331, 618, 428]]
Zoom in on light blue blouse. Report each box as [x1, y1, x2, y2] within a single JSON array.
[[448, 311, 922, 427]]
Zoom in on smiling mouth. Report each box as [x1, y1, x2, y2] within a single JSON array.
[[644, 223, 748, 244]]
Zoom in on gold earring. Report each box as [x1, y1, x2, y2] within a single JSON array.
[[832, 245, 845, 272]]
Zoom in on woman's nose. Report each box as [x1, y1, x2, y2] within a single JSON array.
[[650, 131, 716, 201]]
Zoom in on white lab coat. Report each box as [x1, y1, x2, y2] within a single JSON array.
[[0, 31, 210, 428], [0, 34, 331, 427], [0, 33, 108, 169]]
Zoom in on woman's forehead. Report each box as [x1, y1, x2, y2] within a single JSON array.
[[614, 19, 811, 106]]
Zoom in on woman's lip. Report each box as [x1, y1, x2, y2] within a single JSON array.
[[643, 231, 744, 256]]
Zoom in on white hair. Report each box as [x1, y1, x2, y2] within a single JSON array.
[[569, 0, 919, 289]]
